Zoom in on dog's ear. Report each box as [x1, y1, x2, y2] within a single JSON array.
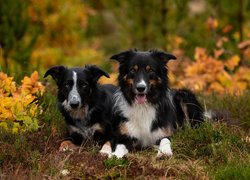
[[110, 49, 137, 63], [85, 65, 110, 82], [44, 66, 67, 85], [150, 49, 176, 63]]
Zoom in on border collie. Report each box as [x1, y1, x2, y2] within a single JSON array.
[[106, 49, 204, 158], [44, 65, 117, 151]]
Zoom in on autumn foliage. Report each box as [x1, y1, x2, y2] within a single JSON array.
[[173, 47, 250, 94], [0, 71, 44, 133], [1, 0, 250, 132]]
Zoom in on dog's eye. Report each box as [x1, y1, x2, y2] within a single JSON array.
[[66, 80, 73, 87], [147, 68, 155, 73], [79, 81, 88, 88], [146, 66, 155, 73], [130, 68, 136, 73]]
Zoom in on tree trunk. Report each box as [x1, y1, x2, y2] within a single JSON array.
[[161, 0, 168, 51], [238, 0, 244, 42]]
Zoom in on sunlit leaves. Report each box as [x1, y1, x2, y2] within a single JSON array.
[[225, 55, 240, 71], [27, 0, 109, 72], [0, 72, 16, 96], [99, 73, 118, 85], [207, 17, 219, 31], [0, 71, 44, 133], [176, 47, 250, 95], [21, 71, 45, 96]]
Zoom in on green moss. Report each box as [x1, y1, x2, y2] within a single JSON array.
[[215, 163, 250, 180], [104, 157, 129, 169]]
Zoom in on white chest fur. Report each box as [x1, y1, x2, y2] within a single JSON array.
[[115, 92, 166, 147]]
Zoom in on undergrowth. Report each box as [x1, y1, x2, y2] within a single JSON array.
[[0, 91, 249, 179]]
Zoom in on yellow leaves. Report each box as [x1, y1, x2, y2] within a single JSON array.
[[0, 72, 16, 96], [21, 71, 45, 96], [209, 82, 225, 93], [0, 99, 14, 120], [207, 17, 219, 30], [225, 55, 240, 71], [194, 47, 207, 61], [0, 71, 44, 133], [31, 47, 63, 69], [216, 71, 232, 87], [167, 35, 184, 49], [99, 73, 118, 85], [175, 47, 250, 95], [28, 0, 90, 47], [235, 67, 250, 82]]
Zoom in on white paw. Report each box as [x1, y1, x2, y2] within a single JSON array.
[[157, 138, 173, 158], [99, 142, 112, 158], [111, 144, 128, 158]]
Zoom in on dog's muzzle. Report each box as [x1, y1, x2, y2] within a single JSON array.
[[69, 94, 81, 109], [135, 81, 148, 104], [136, 83, 146, 93]]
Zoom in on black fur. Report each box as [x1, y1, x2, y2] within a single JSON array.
[[110, 49, 204, 155], [44, 65, 117, 147]]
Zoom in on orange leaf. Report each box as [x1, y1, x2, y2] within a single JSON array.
[[207, 17, 218, 30], [98, 73, 117, 85], [214, 48, 224, 58]]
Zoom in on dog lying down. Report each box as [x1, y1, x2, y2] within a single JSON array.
[[99, 49, 205, 158], [44, 49, 208, 159], [44, 65, 117, 152]]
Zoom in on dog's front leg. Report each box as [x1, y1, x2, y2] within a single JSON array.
[[157, 137, 173, 158], [100, 141, 129, 158], [59, 130, 85, 152], [59, 139, 78, 152], [110, 135, 135, 158]]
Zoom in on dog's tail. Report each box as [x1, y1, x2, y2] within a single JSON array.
[[204, 110, 238, 125]]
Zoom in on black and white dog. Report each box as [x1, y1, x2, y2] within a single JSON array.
[[44, 65, 117, 151], [105, 49, 204, 158]]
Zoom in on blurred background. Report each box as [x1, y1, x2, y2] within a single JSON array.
[[1, 1, 250, 177], [1, 0, 250, 93]]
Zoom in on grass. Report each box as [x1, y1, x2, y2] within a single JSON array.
[[0, 91, 249, 179]]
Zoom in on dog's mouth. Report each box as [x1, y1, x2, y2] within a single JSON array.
[[135, 94, 147, 104]]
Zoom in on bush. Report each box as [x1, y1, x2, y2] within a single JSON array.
[[0, 71, 44, 133]]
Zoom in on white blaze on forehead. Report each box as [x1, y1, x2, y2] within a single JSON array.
[[61, 71, 87, 120], [68, 71, 81, 105], [138, 79, 146, 86]]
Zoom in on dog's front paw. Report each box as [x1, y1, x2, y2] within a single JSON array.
[[59, 140, 77, 152], [99, 141, 112, 158], [156, 138, 173, 158], [111, 144, 128, 159]]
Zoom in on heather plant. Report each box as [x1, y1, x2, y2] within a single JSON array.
[[0, 71, 44, 133]]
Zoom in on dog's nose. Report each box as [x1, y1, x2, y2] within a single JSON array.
[[136, 84, 146, 93], [70, 101, 80, 109]]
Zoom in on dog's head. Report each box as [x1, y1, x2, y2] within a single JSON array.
[[44, 65, 109, 111], [111, 49, 176, 104]]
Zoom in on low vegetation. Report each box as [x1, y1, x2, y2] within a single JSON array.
[[0, 91, 249, 179]]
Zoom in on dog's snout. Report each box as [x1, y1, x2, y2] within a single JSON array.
[[136, 84, 146, 93], [70, 101, 80, 109]]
